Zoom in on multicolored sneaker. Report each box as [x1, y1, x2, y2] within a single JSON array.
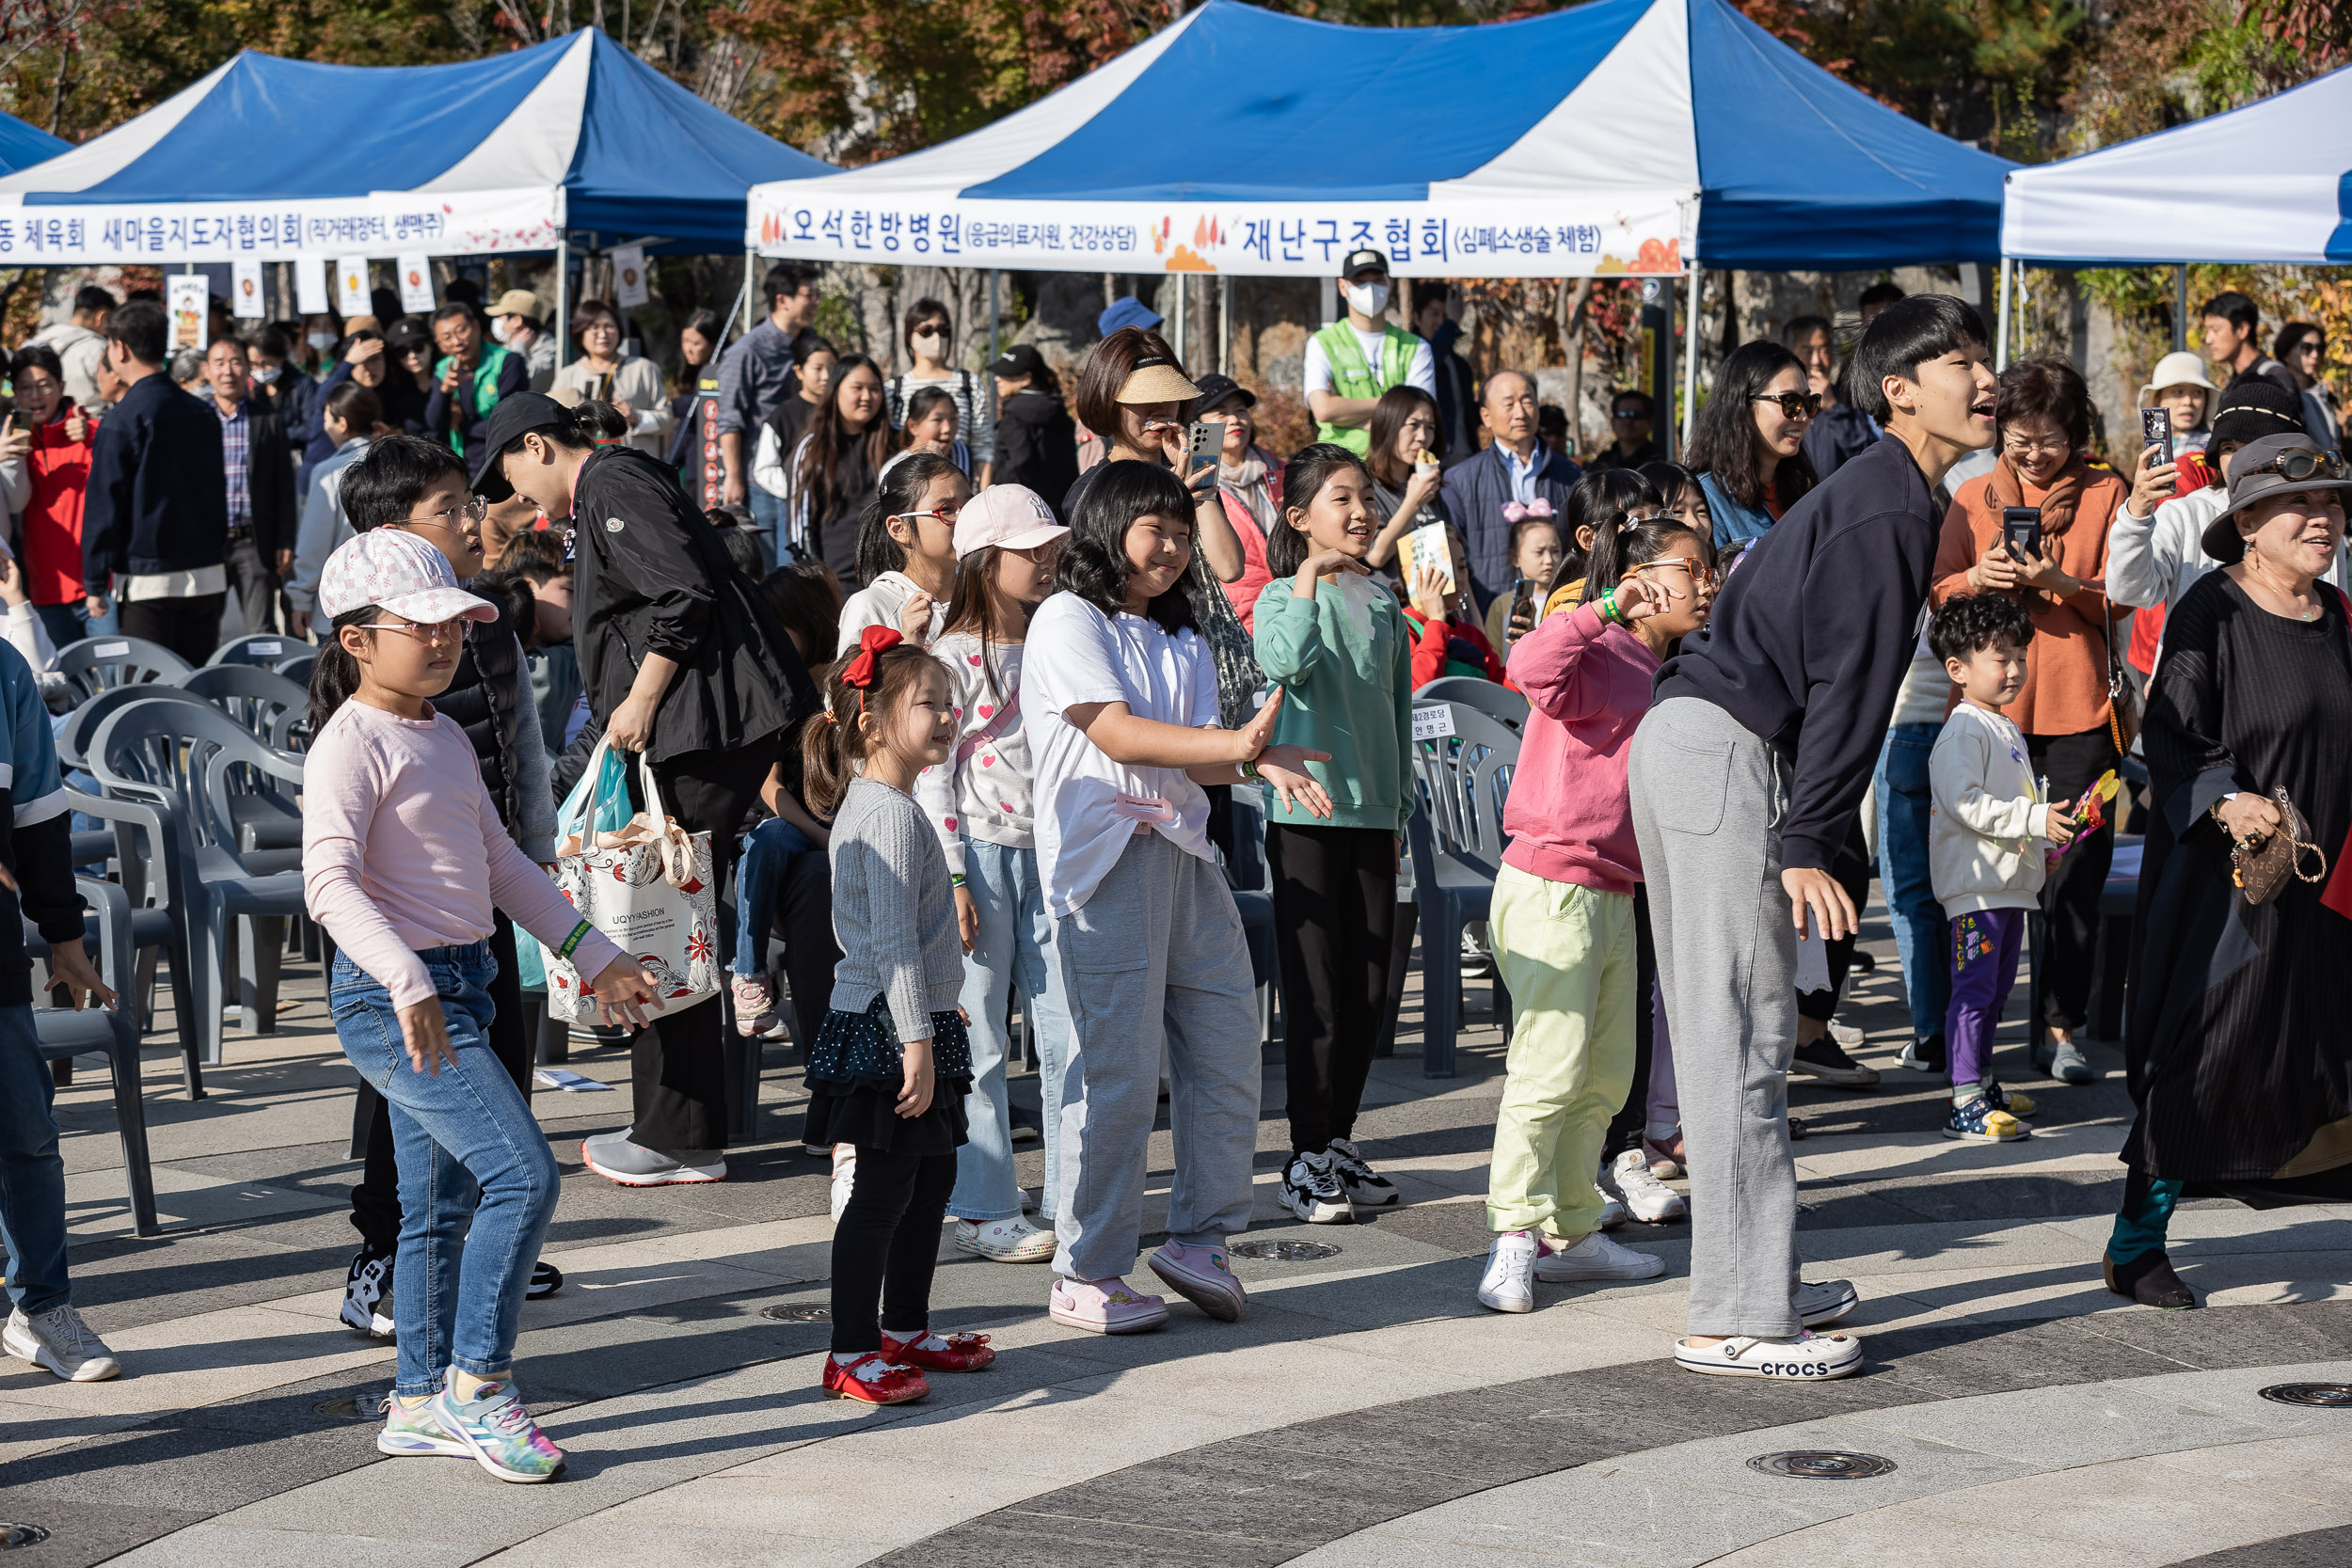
[[1981, 1080, 2038, 1119], [822, 1351, 930, 1403], [730, 972, 785, 1039], [878, 1329, 996, 1372], [428, 1377, 566, 1483], [953, 1215, 1058, 1263], [1944, 1094, 2028, 1143], [376, 1391, 468, 1458]]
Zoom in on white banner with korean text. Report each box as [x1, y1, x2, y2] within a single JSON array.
[[749, 191, 1694, 277], [0, 186, 565, 264]]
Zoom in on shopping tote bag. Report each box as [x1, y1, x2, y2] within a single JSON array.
[[545, 736, 721, 1021]]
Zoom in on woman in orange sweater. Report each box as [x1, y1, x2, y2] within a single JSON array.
[[1929, 357, 2133, 1087]]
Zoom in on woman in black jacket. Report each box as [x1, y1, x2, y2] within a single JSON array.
[[473, 392, 818, 1185], [986, 343, 1079, 508]]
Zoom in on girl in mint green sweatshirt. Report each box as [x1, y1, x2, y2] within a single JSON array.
[[1252, 443, 1417, 1227]]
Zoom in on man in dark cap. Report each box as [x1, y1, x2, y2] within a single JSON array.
[[1306, 249, 1435, 456]]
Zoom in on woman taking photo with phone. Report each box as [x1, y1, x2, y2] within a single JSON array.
[[1684, 340, 1818, 550], [1931, 357, 2158, 1087]]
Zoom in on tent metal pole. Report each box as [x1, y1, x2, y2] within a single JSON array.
[[1677, 269, 1700, 454], [1218, 275, 1232, 376], [2173, 264, 2188, 352], [743, 249, 755, 339], [1995, 258, 2010, 370], [988, 270, 1001, 442], [1173, 277, 1188, 369], [554, 235, 570, 372]]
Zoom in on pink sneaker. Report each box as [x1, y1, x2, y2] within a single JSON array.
[[1048, 1276, 1168, 1335], [1148, 1239, 1246, 1323], [730, 974, 782, 1039]]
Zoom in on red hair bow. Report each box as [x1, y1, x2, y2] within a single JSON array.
[[843, 624, 902, 689]]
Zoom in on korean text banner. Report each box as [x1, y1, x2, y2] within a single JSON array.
[[750, 195, 1692, 278], [0, 186, 564, 264]]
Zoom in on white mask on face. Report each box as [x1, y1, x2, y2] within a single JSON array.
[[1346, 281, 1391, 317], [253, 365, 280, 385], [306, 331, 337, 352], [490, 318, 513, 343], [911, 330, 946, 358]]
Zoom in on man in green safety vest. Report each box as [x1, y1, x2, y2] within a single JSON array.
[[425, 302, 530, 460], [1306, 248, 1437, 457]]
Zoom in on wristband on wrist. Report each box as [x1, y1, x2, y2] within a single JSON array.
[[555, 919, 594, 959], [1596, 589, 1619, 624], [948, 872, 967, 887], [1240, 758, 1263, 782]]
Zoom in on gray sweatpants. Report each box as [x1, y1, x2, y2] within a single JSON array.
[[1051, 831, 1263, 1283], [1629, 697, 1804, 1338]]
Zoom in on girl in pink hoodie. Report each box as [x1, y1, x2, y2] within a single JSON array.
[[1476, 515, 1716, 1315]]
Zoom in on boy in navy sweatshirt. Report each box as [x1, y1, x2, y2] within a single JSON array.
[[1629, 296, 1998, 1382]]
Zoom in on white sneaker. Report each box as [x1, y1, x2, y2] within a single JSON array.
[[1675, 1328, 1863, 1380], [1595, 1183, 1629, 1230], [1608, 1148, 1688, 1224], [4, 1304, 121, 1382], [1534, 1229, 1666, 1282], [1477, 1230, 1538, 1313], [829, 1145, 856, 1224], [954, 1215, 1058, 1263], [1797, 1277, 1859, 1326]]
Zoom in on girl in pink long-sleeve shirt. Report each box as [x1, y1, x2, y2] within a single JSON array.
[[302, 530, 658, 1484], [1478, 515, 1714, 1316]]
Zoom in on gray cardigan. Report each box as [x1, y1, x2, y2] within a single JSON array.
[[826, 777, 963, 1041]]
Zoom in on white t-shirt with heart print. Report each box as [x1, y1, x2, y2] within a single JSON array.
[[914, 630, 1036, 876]]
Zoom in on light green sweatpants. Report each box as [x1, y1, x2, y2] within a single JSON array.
[[1486, 863, 1638, 1241]]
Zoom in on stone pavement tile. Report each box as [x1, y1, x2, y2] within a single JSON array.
[[1594, 1418, 2033, 1511], [1864, 1311, 2189, 1397], [0, 1500, 210, 1568], [0, 1416, 380, 1515], [2144, 1431, 2352, 1507], [61, 1164, 339, 1243], [2165, 1523, 2352, 1568], [1790, 1123, 2127, 1182], [2075, 1295, 2352, 1370], [0, 1303, 390, 1423], [2043, 1204, 2352, 1254], [875, 1508, 1327, 1568], [1791, 1215, 2093, 1273], [1846, 1377, 2292, 1468], [479, 1520, 883, 1568], [106, 1523, 477, 1568], [59, 1227, 350, 1337], [1329, 1472, 1847, 1568]]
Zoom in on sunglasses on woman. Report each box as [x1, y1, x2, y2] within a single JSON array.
[[1751, 391, 1822, 420]]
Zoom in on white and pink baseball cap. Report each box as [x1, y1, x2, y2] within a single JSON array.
[[318, 530, 500, 625], [952, 483, 1068, 558]]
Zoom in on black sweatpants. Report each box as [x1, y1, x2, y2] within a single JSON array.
[[631, 746, 772, 1156], [829, 1146, 957, 1354], [350, 912, 532, 1252], [119, 592, 228, 668], [1268, 823, 1399, 1154], [1796, 812, 1875, 1023], [2028, 724, 2120, 1033], [1604, 886, 1660, 1162]]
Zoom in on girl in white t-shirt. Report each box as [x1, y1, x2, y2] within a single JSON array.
[[1023, 459, 1332, 1334], [837, 451, 964, 647]]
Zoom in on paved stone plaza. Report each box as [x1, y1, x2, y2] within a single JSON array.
[[4, 910, 2349, 1567]]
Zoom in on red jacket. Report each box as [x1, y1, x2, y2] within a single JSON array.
[[21, 403, 94, 606], [1401, 603, 1507, 688]]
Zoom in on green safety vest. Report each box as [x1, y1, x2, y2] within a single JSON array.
[[1312, 320, 1419, 456], [431, 342, 517, 457]]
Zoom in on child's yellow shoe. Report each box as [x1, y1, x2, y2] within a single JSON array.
[[1984, 1081, 2037, 1119], [1943, 1095, 2028, 1143]]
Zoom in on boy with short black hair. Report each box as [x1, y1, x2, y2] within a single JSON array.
[[1629, 293, 1999, 1381], [1927, 593, 2074, 1144]]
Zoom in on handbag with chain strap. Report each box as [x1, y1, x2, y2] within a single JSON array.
[[2227, 785, 2328, 906]]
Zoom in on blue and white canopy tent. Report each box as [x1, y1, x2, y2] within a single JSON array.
[[0, 27, 829, 264], [746, 0, 2011, 281], [1996, 63, 2352, 366], [0, 111, 65, 178]]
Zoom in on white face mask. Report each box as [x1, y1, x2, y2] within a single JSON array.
[[911, 330, 946, 358], [490, 318, 513, 343], [306, 331, 336, 352], [252, 365, 279, 385], [1346, 281, 1391, 317]]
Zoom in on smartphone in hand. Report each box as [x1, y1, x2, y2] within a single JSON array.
[[2140, 405, 2172, 464], [2001, 506, 2042, 563]]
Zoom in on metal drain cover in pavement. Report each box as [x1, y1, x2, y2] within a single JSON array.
[[2260, 1383, 2352, 1407], [1747, 1450, 1898, 1481], [1229, 1238, 1341, 1261], [761, 1303, 832, 1323], [0, 1523, 49, 1549]]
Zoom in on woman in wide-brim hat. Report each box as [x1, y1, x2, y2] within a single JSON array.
[[2110, 431, 2352, 1309]]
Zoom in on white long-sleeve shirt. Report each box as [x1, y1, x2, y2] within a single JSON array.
[[2107, 483, 2352, 619]]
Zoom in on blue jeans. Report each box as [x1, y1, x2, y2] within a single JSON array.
[[950, 841, 1071, 1223], [748, 485, 785, 570], [34, 602, 87, 652], [730, 816, 812, 979], [1875, 722, 1948, 1045], [330, 942, 559, 1398], [0, 1004, 69, 1316]]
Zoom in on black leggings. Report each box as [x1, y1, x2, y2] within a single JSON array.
[[1604, 887, 1660, 1162], [830, 1145, 957, 1354], [351, 912, 532, 1252], [1268, 823, 1399, 1154], [1796, 812, 1875, 1023]]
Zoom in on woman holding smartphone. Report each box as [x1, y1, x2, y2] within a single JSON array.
[[1930, 357, 2165, 1088]]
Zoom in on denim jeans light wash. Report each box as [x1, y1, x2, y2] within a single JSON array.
[[1875, 722, 1948, 1045], [748, 484, 785, 571], [0, 1004, 70, 1316], [949, 840, 1072, 1224], [730, 816, 813, 979], [330, 942, 559, 1398]]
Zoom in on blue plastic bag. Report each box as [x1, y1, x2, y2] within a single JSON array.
[[515, 741, 634, 990]]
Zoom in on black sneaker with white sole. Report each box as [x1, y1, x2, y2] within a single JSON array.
[[1791, 1037, 1880, 1087], [528, 1260, 564, 1300], [1327, 1138, 1398, 1210], [1279, 1150, 1355, 1225], [340, 1245, 395, 1338]]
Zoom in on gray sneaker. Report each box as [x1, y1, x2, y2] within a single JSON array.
[[1797, 1277, 1860, 1326], [2049, 1040, 2095, 1085], [4, 1303, 121, 1382], [580, 1132, 725, 1187]]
